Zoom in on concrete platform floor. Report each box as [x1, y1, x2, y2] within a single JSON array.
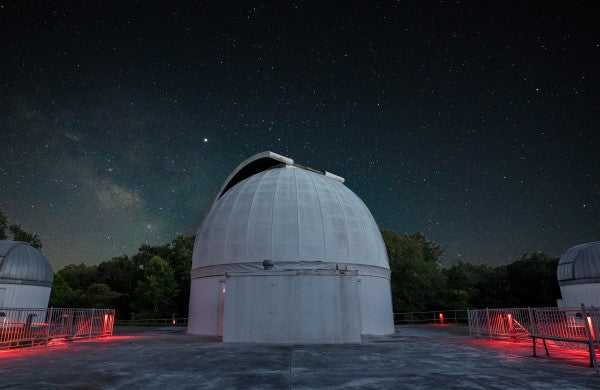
[[0, 325, 598, 389]]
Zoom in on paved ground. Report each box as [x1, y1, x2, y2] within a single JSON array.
[[0, 325, 598, 389]]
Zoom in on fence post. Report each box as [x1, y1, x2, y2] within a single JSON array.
[[467, 309, 472, 335], [485, 308, 491, 339], [88, 309, 95, 340], [45, 307, 54, 345], [590, 306, 600, 372], [527, 307, 536, 335], [111, 310, 115, 336], [593, 306, 600, 368], [581, 303, 599, 374]]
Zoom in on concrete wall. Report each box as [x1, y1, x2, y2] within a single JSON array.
[[0, 284, 51, 309], [187, 276, 226, 336], [223, 270, 361, 343], [188, 271, 395, 339], [558, 283, 600, 307], [358, 276, 395, 335]]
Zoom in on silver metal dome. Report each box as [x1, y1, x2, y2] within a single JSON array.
[[557, 241, 600, 286], [0, 241, 54, 287], [192, 153, 389, 272]]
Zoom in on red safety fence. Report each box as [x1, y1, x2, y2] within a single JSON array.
[[468, 305, 600, 374], [0, 307, 115, 350]]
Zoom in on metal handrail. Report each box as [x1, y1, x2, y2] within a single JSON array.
[[394, 309, 469, 325], [0, 307, 115, 350], [467, 305, 600, 374], [114, 317, 189, 326]]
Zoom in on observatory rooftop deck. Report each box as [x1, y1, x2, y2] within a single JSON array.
[[0, 325, 598, 389]]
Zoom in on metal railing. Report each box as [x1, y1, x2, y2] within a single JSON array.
[[0, 307, 115, 350], [467, 306, 600, 341], [394, 310, 469, 325], [114, 317, 188, 326], [467, 307, 533, 340], [468, 305, 600, 373]]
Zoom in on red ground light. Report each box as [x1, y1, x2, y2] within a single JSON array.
[[470, 337, 596, 369], [0, 335, 140, 358]]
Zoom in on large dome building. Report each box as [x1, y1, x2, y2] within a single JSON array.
[[0, 240, 54, 309], [188, 152, 394, 343], [556, 241, 600, 308]]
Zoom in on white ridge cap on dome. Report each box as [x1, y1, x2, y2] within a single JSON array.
[[324, 171, 345, 183], [213, 151, 344, 203]]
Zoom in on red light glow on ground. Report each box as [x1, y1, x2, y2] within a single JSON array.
[[0, 335, 142, 358], [87, 335, 140, 343], [469, 337, 595, 368]]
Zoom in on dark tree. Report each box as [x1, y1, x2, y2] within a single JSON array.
[[49, 274, 83, 307], [82, 283, 121, 308], [134, 256, 178, 318], [470, 265, 510, 308], [504, 252, 561, 307], [445, 261, 494, 308], [96, 255, 138, 318], [382, 230, 446, 313], [8, 223, 43, 249], [55, 263, 98, 291], [167, 235, 194, 316], [0, 210, 7, 240]]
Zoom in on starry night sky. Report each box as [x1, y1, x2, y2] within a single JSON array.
[[1, 2, 599, 270]]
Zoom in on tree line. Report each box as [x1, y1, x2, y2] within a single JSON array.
[[49, 230, 561, 318], [382, 229, 561, 313], [49, 236, 194, 320], [0, 210, 43, 249], [1, 211, 562, 318]]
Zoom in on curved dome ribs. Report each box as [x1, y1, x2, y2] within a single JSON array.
[[243, 168, 270, 259], [336, 180, 370, 261], [324, 172, 350, 259], [305, 167, 327, 259], [0, 240, 53, 286], [557, 241, 600, 285], [192, 152, 389, 271], [223, 172, 261, 261]]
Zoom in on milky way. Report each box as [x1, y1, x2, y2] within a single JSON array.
[[1, 3, 598, 269]]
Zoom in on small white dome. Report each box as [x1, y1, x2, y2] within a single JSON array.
[[557, 241, 600, 286], [0, 240, 54, 286], [192, 159, 388, 271]]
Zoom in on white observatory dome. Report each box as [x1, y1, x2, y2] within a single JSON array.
[[556, 241, 600, 308], [0, 240, 54, 309], [192, 163, 389, 271], [188, 152, 394, 342]]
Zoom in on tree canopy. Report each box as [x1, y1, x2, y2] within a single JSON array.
[[381, 229, 561, 312], [0, 210, 42, 248], [48, 235, 194, 320], [0, 211, 7, 240], [44, 227, 563, 319], [383, 230, 447, 312]]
